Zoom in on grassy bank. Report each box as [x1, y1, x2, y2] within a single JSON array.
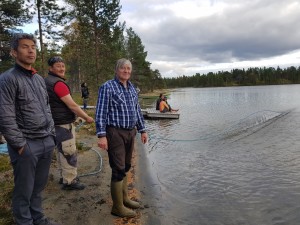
[[138, 89, 170, 99], [0, 155, 14, 225]]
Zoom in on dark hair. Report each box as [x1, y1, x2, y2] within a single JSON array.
[[11, 33, 37, 50], [48, 56, 64, 66], [81, 82, 86, 87], [159, 93, 163, 98]]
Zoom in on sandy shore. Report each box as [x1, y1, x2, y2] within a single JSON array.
[[42, 132, 156, 225]]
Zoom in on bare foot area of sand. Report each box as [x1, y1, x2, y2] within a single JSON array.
[[43, 132, 143, 225]]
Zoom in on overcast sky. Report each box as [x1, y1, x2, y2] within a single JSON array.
[[118, 0, 300, 77]]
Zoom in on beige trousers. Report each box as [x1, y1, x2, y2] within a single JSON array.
[[56, 123, 78, 184]]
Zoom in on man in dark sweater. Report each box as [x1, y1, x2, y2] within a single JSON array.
[[0, 33, 59, 225]]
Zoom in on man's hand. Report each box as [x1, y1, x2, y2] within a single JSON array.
[[98, 137, 108, 151], [141, 132, 148, 144], [85, 116, 94, 123], [18, 146, 25, 155]]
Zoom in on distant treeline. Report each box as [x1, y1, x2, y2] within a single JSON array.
[[1, 1, 299, 93], [163, 66, 300, 88]]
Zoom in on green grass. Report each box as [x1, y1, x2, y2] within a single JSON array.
[[0, 155, 11, 173], [72, 92, 98, 107], [139, 89, 171, 100], [138, 95, 158, 99], [0, 155, 14, 225]]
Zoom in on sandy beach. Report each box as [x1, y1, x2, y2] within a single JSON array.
[[42, 131, 157, 225]]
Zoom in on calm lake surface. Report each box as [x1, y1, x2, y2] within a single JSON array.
[[140, 85, 300, 225]]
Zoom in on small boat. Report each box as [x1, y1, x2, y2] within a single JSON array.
[[141, 108, 180, 119]]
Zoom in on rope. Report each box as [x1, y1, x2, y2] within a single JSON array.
[[78, 147, 103, 178], [75, 121, 103, 177], [75, 121, 86, 132], [148, 110, 290, 142]]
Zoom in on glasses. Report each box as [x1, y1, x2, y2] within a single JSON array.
[[48, 56, 64, 66]]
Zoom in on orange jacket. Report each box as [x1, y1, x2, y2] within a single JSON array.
[[159, 100, 169, 112]]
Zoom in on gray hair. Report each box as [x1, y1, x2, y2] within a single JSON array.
[[11, 33, 37, 50], [115, 58, 132, 72]]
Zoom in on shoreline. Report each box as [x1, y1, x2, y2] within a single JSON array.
[[0, 118, 160, 225], [135, 138, 163, 225], [42, 133, 152, 225]]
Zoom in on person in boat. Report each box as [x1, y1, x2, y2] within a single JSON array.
[[156, 93, 164, 110], [159, 96, 179, 113]]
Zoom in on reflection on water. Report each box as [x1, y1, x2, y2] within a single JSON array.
[[142, 86, 300, 225]]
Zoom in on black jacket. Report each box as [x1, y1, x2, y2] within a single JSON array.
[[0, 64, 55, 149], [81, 86, 89, 99]]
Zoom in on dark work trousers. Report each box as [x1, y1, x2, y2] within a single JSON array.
[[7, 135, 55, 225], [106, 126, 137, 182]]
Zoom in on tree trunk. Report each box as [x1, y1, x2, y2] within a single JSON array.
[[37, 0, 45, 76]]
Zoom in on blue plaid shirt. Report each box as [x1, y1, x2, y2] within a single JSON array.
[[95, 77, 146, 137]]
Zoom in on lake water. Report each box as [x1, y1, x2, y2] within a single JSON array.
[[139, 85, 300, 225]]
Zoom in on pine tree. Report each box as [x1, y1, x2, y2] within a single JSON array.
[[29, 0, 68, 75], [125, 28, 152, 91], [65, 0, 121, 84], [0, 0, 32, 72]]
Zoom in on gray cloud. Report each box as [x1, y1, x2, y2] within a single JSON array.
[[120, 0, 300, 76]]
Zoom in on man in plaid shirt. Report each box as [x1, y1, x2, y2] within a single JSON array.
[[95, 58, 148, 218]]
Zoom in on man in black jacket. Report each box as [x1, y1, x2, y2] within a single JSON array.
[[0, 33, 59, 225], [45, 56, 94, 190], [81, 82, 89, 110]]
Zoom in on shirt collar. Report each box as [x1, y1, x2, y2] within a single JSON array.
[[48, 71, 66, 80], [114, 76, 132, 88], [15, 63, 37, 77]]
